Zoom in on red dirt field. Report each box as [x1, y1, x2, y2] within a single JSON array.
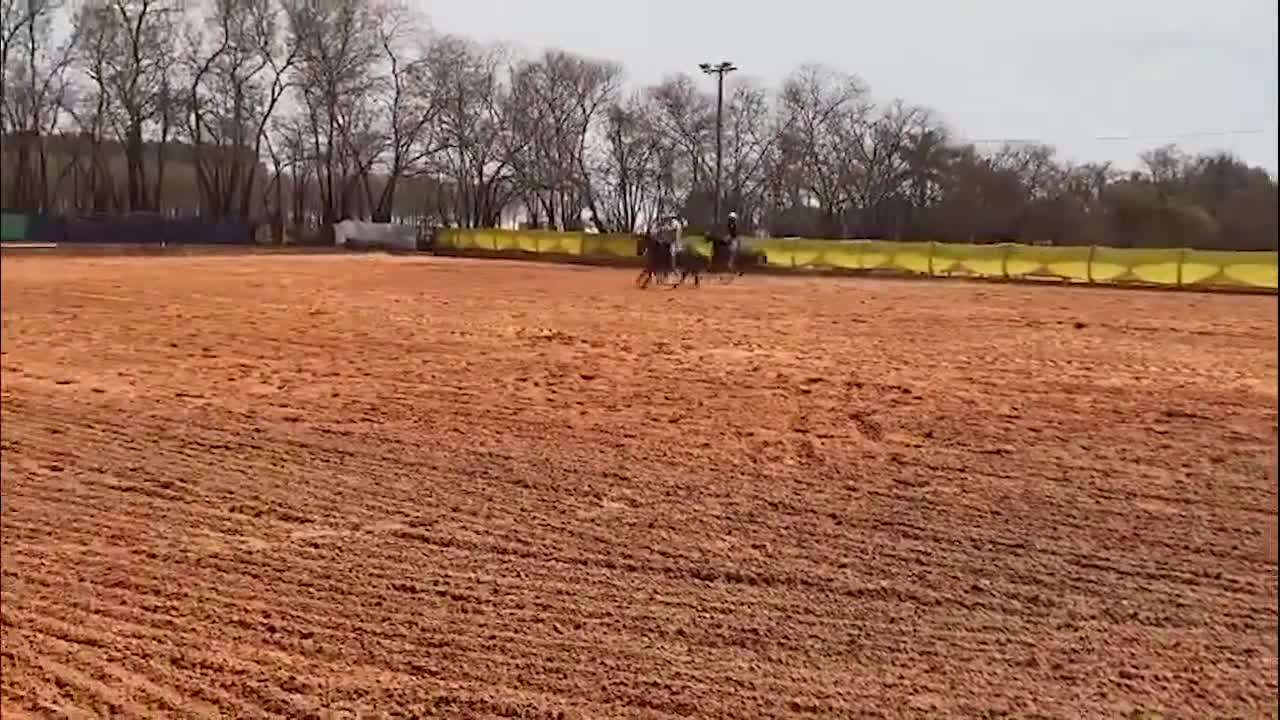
[[1, 254, 1276, 719]]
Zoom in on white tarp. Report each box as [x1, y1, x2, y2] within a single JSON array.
[[334, 220, 418, 251]]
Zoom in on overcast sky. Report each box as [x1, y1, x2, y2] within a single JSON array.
[[425, 0, 1278, 173]]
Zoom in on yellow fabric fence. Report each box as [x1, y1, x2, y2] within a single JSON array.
[[432, 229, 1278, 291]]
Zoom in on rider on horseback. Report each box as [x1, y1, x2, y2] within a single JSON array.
[[665, 215, 684, 273], [726, 211, 740, 270]]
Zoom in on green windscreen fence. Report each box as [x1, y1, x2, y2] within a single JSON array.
[[0, 213, 29, 242]]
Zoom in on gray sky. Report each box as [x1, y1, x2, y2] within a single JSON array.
[[425, 0, 1278, 173]]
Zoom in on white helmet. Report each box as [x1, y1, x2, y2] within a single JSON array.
[[727, 211, 738, 220]]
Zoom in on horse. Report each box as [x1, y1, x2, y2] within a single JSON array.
[[706, 232, 739, 283], [737, 246, 768, 271], [706, 232, 768, 280], [635, 233, 705, 289]]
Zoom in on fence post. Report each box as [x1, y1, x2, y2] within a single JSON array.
[[1086, 245, 1097, 284], [1176, 247, 1186, 288]]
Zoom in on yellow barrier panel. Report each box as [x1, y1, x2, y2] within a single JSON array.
[[493, 230, 524, 252], [434, 228, 456, 248], [850, 240, 897, 271], [432, 228, 1275, 290], [744, 238, 796, 266], [821, 241, 864, 270], [455, 230, 479, 250], [544, 232, 584, 255], [686, 236, 713, 257], [1004, 245, 1093, 281], [1090, 247, 1183, 284], [1181, 250, 1279, 288], [930, 243, 1010, 277], [823, 240, 869, 270], [580, 233, 637, 258], [788, 239, 835, 268], [445, 228, 473, 250], [887, 241, 935, 275], [1180, 250, 1224, 286], [513, 231, 543, 253], [1227, 251, 1278, 288]]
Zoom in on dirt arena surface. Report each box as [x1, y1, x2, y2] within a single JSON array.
[[1, 254, 1276, 719]]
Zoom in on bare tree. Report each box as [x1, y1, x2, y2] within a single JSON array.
[[991, 141, 1063, 200], [361, 3, 439, 221], [86, 0, 180, 211], [67, 0, 120, 210], [185, 0, 295, 217], [771, 64, 869, 234], [272, 113, 315, 228], [0, 0, 44, 135], [427, 35, 514, 227], [591, 93, 664, 232], [843, 101, 933, 236], [504, 49, 620, 230], [644, 74, 714, 210], [1140, 143, 1191, 201], [719, 79, 777, 230], [1, 0, 78, 209], [283, 0, 380, 223]]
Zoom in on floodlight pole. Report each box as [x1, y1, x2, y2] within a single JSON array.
[[699, 61, 737, 229]]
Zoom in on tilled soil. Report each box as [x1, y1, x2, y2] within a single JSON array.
[[1, 254, 1276, 719]]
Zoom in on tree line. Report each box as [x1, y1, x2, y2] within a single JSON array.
[[2, 0, 1276, 249]]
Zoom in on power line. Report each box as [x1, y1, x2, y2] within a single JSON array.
[[969, 128, 1274, 145], [1092, 129, 1271, 142]]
